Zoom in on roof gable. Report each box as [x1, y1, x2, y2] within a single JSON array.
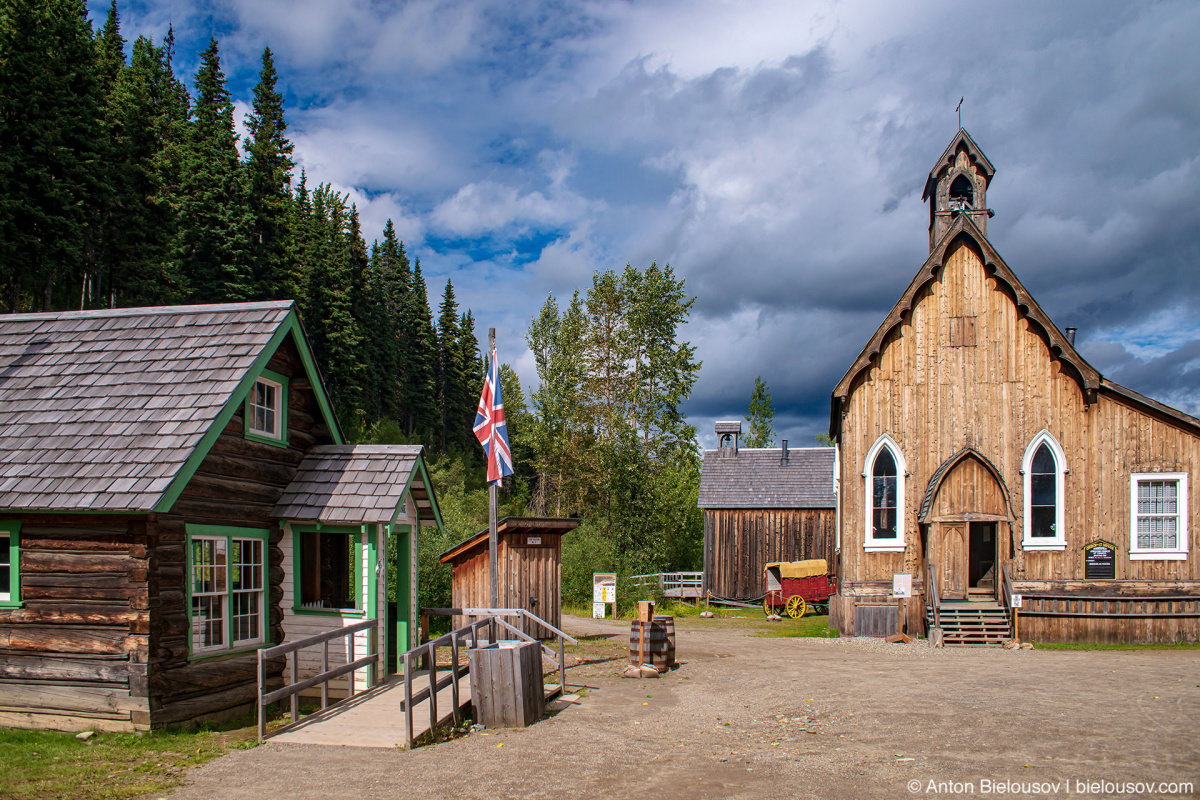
[[273, 445, 440, 526], [830, 216, 1102, 427], [0, 301, 343, 512]]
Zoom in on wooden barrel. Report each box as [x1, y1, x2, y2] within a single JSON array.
[[654, 614, 676, 667], [628, 616, 675, 672]]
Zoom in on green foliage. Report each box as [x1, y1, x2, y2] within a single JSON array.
[[244, 46, 294, 300], [745, 375, 775, 448], [813, 432, 835, 446]]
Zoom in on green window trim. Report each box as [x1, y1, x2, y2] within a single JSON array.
[[290, 524, 365, 616], [244, 368, 290, 448], [185, 524, 271, 660], [0, 521, 21, 608]]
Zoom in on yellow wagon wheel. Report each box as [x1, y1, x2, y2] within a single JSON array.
[[786, 596, 807, 619], [763, 597, 774, 616]]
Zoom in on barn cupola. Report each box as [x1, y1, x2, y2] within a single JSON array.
[[922, 128, 996, 251], [715, 420, 742, 458]]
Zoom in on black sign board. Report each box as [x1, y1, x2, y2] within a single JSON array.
[[1084, 540, 1116, 580]]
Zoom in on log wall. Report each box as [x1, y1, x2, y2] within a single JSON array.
[[703, 508, 836, 601], [835, 237, 1200, 641], [150, 336, 335, 726], [0, 516, 151, 731]]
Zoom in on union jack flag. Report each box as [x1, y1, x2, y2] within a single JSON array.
[[473, 347, 513, 485]]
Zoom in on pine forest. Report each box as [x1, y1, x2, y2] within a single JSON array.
[[0, 0, 705, 610]]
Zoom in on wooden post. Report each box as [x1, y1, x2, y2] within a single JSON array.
[[488, 328, 499, 611], [638, 620, 646, 667], [256, 649, 265, 742], [420, 612, 430, 671], [289, 651, 298, 724], [1013, 607, 1019, 642], [450, 634, 461, 726], [348, 630, 356, 699], [428, 642, 437, 735], [321, 639, 329, 709], [403, 652, 414, 749], [558, 634, 567, 694]]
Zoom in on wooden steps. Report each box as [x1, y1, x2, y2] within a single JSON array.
[[928, 604, 1012, 646]]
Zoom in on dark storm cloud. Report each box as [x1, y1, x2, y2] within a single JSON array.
[[100, 0, 1200, 444]]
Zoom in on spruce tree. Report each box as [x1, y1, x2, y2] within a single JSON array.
[[458, 309, 482, 445], [405, 259, 439, 439], [436, 279, 462, 450], [0, 0, 102, 311], [244, 47, 294, 300], [178, 37, 253, 302]]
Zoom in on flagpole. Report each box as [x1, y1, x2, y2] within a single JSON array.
[[488, 328, 499, 612]]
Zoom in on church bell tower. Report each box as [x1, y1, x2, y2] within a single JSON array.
[[922, 129, 995, 251]]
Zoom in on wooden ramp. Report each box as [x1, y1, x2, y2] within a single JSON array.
[[271, 672, 471, 749]]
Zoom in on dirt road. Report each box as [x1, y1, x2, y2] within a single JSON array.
[[168, 616, 1200, 800]]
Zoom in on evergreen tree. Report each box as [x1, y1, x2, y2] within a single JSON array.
[[0, 0, 103, 312], [405, 259, 440, 438], [436, 279, 462, 451], [744, 376, 775, 448], [374, 219, 410, 419], [244, 47, 294, 300], [458, 309, 482, 446], [178, 37, 253, 302]]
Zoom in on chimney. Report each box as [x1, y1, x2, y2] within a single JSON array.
[[780, 439, 789, 467], [1064, 327, 1077, 347], [715, 421, 742, 458]]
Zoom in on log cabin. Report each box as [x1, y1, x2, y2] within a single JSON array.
[[0, 301, 440, 730], [828, 129, 1200, 643], [699, 421, 836, 601]]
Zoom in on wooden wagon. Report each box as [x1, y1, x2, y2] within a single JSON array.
[[763, 560, 836, 618]]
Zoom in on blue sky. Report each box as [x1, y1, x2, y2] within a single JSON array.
[[90, 0, 1200, 446]]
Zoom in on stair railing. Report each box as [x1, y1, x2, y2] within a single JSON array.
[[926, 562, 941, 630]]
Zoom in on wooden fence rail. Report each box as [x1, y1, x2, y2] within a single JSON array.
[[256, 617, 382, 742], [1018, 595, 1200, 618]]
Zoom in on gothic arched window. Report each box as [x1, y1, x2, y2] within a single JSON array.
[[1022, 432, 1067, 550], [863, 436, 906, 552]]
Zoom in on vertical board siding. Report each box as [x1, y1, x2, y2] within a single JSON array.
[[836, 240, 1200, 641], [703, 508, 835, 600], [449, 533, 562, 638]]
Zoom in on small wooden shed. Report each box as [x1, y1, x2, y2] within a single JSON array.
[[439, 517, 578, 638]]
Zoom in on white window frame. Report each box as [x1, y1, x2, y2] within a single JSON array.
[[1021, 430, 1067, 551], [190, 535, 228, 655], [1129, 473, 1189, 561], [863, 434, 906, 552], [248, 376, 283, 440], [188, 526, 268, 657]]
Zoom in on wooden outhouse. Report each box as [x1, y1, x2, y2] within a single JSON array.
[[439, 517, 578, 638], [829, 129, 1200, 643], [0, 301, 440, 731], [698, 421, 836, 601]]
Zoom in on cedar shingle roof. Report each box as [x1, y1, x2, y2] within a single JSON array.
[[273, 445, 428, 524], [698, 447, 835, 509], [0, 301, 295, 512]]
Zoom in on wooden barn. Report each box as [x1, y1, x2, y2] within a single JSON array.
[[699, 421, 836, 601], [439, 517, 578, 638], [828, 129, 1200, 643], [0, 301, 440, 731]]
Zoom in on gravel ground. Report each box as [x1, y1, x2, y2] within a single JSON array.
[[166, 615, 1200, 800]]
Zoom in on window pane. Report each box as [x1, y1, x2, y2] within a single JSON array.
[[1031, 474, 1055, 507], [1031, 443, 1055, 475], [873, 448, 896, 477], [0, 564, 8, 588], [1030, 506, 1055, 538]]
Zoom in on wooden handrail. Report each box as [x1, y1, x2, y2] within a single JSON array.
[[927, 563, 940, 630], [257, 617, 382, 742]]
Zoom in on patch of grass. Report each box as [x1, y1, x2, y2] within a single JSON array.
[[0, 715, 265, 800], [1033, 641, 1200, 651]]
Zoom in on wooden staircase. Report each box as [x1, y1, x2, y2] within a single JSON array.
[[928, 602, 1012, 646]]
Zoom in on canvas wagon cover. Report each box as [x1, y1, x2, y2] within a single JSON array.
[[766, 559, 828, 578]]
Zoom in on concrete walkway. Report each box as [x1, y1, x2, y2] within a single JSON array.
[[271, 672, 472, 749]]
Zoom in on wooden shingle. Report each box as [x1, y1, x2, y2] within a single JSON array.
[[697, 446, 835, 509]]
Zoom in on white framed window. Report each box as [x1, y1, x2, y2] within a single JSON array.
[[188, 526, 268, 656], [863, 435, 906, 552], [0, 521, 20, 606], [248, 376, 282, 439], [1021, 431, 1067, 551], [1129, 473, 1188, 561]]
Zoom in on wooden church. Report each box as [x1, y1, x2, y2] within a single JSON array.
[[828, 129, 1200, 644]]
